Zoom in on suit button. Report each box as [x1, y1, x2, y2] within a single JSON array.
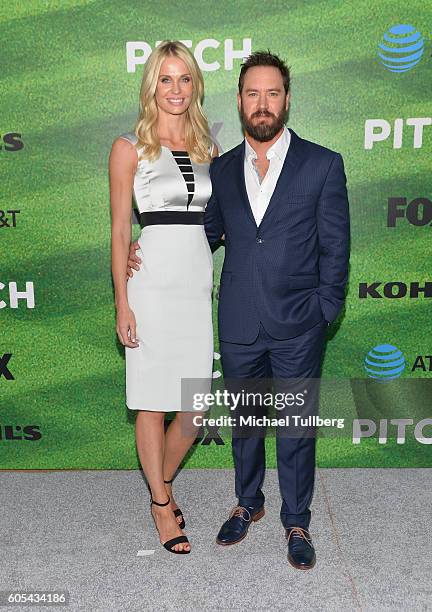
[[256, 237, 264, 243]]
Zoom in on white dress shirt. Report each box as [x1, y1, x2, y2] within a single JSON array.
[[244, 126, 291, 226]]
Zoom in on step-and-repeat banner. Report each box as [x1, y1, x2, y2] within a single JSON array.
[[1, 1, 431, 468]]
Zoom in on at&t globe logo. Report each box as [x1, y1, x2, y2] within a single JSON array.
[[364, 344, 406, 382], [378, 24, 425, 73]]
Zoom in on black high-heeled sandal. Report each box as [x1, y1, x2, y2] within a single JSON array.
[[164, 478, 185, 529], [150, 496, 190, 554]]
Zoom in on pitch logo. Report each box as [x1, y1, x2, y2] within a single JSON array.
[[126, 38, 252, 73], [378, 24, 426, 73], [0, 282, 35, 309], [359, 282, 432, 299], [364, 344, 405, 382], [0, 132, 23, 152], [387, 197, 432, 227], [353, 419, 432, 444], [364, 117, 431, 149]]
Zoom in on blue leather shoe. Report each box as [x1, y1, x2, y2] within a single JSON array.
[[286, 527, 316, 570], [216, 505, 265, 546]]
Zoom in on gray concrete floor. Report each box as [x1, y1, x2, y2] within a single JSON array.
[[0, 469, 431, 611]]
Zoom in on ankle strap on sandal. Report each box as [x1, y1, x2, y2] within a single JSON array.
[[151, 496, 170, 507], [164, 478, 174, 484]]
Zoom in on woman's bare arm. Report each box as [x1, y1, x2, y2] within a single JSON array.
[[109, 138, 139, 347]]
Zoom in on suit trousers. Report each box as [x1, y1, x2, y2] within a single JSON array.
[[220, 319, 327, 529]]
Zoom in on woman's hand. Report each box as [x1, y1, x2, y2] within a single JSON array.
[[116, 305, 139, 348], [127, 240, 142, 278]]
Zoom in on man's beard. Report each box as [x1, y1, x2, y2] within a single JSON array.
[[240, 107, 286, 142]]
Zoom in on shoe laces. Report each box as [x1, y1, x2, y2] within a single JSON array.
[[286, 527, 312, 545], [229, 506, 251, 522]]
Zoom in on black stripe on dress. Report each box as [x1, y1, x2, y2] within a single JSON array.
[[172, 150, 195, 209]]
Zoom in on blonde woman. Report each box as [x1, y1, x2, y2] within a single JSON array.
[[109, 41, 217, 554]]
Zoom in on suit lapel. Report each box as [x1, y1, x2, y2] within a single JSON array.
[[257, 129, 304, 229], [231, 141, 257, 227]]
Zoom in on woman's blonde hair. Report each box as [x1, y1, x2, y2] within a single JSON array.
[[134, 40, 212, 163]]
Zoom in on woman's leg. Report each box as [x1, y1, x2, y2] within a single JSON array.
[[163, 412, 201, 519], [135, 410, 190, 552]]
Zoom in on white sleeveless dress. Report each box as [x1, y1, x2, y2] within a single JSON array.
[[119, 133, 214, 411]]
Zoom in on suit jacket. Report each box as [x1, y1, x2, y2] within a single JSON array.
[[204, 128, 350, 343]]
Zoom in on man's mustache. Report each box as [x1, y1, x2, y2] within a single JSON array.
[[251, 110, 276, 119]]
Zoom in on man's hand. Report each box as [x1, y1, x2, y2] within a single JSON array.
[[127, 240, 141, 278]]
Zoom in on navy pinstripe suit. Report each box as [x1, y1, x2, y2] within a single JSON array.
[[205, 128, 350, 528]]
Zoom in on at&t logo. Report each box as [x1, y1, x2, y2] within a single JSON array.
[[364, 344, 405, 382], [0, 210, 20, 228], [378, 24, 426, 73], [363, 345, 432, 381]]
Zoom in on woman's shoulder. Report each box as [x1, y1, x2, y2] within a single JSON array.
[[117, 131, 139, 146], [111, 132, 144, 163], [110, 132, 141, 169]]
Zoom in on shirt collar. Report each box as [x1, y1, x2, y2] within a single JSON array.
[[244, 126, 291, 162]]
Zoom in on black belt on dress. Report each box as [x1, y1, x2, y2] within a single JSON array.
[[140, 211, 204, 226]]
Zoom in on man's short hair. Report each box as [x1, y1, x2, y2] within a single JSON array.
[[238, 51, 291, 95]]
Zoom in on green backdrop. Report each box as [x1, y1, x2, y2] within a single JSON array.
[[1, 0, 431, 468]]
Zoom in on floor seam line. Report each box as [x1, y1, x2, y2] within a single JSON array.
[[318, 469, 363, 611]]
